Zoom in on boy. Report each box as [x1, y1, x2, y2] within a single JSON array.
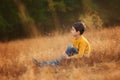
[[33, 22, 91, 67]]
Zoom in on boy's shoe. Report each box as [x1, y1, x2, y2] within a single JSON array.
[[32, 58, 40, 64], [32, 58, 47, 67]]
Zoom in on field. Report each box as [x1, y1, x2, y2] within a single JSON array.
[[0, 27, 120, 80]]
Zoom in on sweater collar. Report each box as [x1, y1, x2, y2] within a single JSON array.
[[75, 35, 83, 40]]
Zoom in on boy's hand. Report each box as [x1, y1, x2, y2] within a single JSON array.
[[62, 53, 69, 59]]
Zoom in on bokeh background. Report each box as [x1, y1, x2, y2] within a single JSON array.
[[0, 0, 120, 80], [0, 0, 120, 41]]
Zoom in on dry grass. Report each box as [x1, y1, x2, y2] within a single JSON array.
[[0, 27, 120, 80]]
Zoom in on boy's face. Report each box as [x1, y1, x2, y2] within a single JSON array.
[[71, 27, 80, 37]]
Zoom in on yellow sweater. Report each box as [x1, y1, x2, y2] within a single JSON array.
[[71, 35, 91, 58]]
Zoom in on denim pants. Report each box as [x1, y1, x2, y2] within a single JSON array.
[[39, 46, 78, 67]]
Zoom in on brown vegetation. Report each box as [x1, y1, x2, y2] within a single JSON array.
[[0, 27, 120, 80]]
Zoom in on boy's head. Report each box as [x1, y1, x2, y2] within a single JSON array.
[[71, 22, 86, 37]]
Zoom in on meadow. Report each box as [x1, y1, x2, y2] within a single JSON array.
[[0, 27, 120, 80]]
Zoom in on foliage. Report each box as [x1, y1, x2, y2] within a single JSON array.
[[0, 0, 120, 41]]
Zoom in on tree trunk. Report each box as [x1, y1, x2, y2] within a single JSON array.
[[14, 0, 39, 37], [48, 0, 61, 30]]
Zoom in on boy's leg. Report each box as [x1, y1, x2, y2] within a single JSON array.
[[33, 57, 63, 67], [33, 46, 78, 67], [41, 47, 77, 67], [47, 57, 63, 66]]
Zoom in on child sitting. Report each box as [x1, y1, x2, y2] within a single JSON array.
[[33, 22, 91, 67]]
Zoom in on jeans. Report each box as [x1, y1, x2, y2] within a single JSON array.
[[39, 46, 78, 67], [65, 46, 78, 56]]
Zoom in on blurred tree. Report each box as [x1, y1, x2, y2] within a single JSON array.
[[0, 0, 120, 41], [0, 0, 22, 41], [22, 0, 54, 34], [14, 0, 39, 37], [47, 0, 63, 30], [92, 0, 120, 26]]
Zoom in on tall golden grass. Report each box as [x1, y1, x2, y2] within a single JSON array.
[[0, 27, 120, 80]]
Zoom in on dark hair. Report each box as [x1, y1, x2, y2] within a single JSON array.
[[73, 22, 85, 35]]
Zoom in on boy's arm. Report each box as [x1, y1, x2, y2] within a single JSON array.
[[70, 42, 86, 59]]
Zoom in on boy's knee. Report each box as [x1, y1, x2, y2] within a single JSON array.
[[65, 46, 73, 53], [65, 46, 78, 56], [66, 46, 73, 51]]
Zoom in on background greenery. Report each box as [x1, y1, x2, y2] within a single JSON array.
[[0, 0, 120, 41]]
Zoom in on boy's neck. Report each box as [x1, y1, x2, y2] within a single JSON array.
[[75, 35, 82, 39]]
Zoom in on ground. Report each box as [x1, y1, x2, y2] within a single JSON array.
[[0, 27, 120, 80]]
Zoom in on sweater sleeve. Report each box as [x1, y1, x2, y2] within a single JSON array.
[[70, 41, 86, 59]]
